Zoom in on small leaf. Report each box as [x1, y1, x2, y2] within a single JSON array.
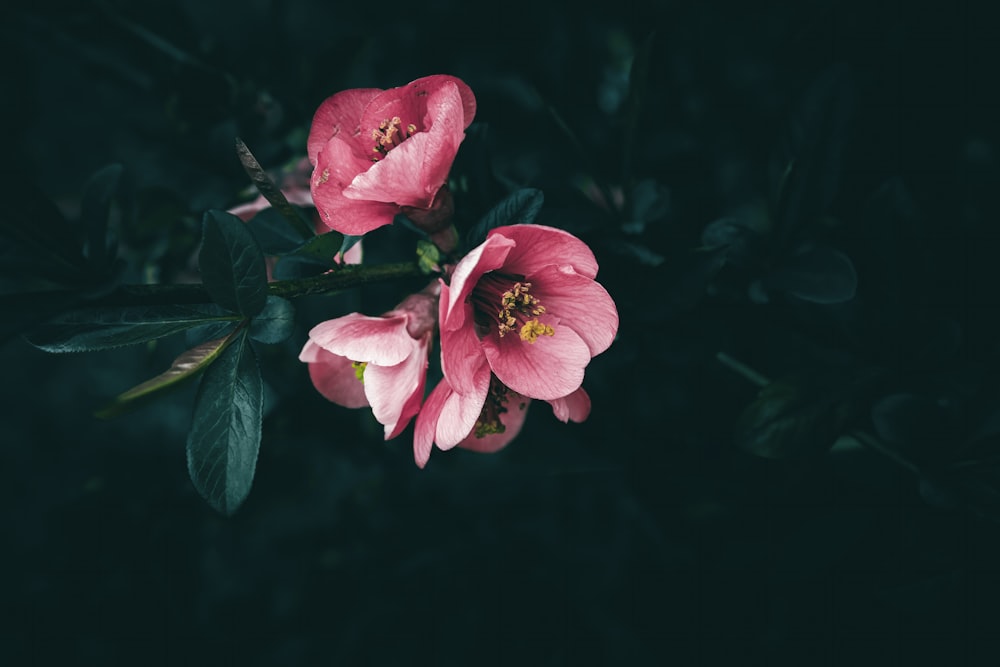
[[769, 64, 855, 236], [270, 232, 346, 280], [245, 206, 310, 255], [235, 137, 315, 240], [96, 328, 243, 418], [249, 296, 295, 344], [25, 303, 239, 352], [186, 329, 263, 515], [79, 163, 125, 272], [761, 243, 857, 304], [416, 239, 442, 274], [200, 210, 269, 316], [736, 368, 874, 459], [463, 188, 544, 253]]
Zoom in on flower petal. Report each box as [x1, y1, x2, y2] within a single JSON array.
[[438, 293, 487, 394], [404, 75, 477, 129], [530, 264, 619, 356], [413, 379, 451, 468], [364, 334, 429, 439], [491, 224, 600, 279], [482, 319, 590, 400], [442, 233, 515, 331], [435, 361, 491, 448], [307, 88, 381, 164], [299, 340, 369, 408], [547, 387, 591, 423], [308, 313, 415, 366], [457, 394, 531, 454]]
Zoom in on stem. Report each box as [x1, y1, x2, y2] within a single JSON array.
[[24, 261, 428, 308], [715, 351, 771, 388]]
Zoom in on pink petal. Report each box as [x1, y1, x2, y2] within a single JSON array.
[[547, 387, 591, 423], [307, 88, 381, 164], [482, 319, 590, 400], [312, 186, 399, 236], [434, 361, 491, 448], [442, 233, 515, 331], [404, 75, 477, 129], [414, 379, 451, 468], [530, 264, 619, 356], [457, 394, 531, 453], [299, 340, 369, 408], [438, 297, 487, 395], [348, 82, 467, 209], [492, 224, 600, 279], [308, 313, 415, 366], [364, 334, 429, 439]]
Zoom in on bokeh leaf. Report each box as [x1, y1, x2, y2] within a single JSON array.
[[463, 188, 544, 253]]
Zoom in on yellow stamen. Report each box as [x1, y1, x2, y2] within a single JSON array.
[[351, 361, 368, 382], [519, 319, 555, 344]]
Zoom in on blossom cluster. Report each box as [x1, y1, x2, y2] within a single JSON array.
[[292, 75, 618, 467]]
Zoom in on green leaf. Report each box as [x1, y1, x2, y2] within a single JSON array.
[[245, 206, 309, 255], [270, 231, 346, 280], [96, 328, 243, 419], [186, 329, 263, 515], [200, 210, 269, 316], [760, 243, 857, 304], [249, 296, 295, 344], [24, 303, 240, 352], [234, 137, 315, 240], [463, 188, 544, 253], [80, 163, 125, 272]]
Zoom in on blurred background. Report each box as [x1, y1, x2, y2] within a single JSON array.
[[2, 1, 999, 664]]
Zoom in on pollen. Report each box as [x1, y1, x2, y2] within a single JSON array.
[[519, 319, 555, 343], [351, 361, 368, 382], [497, 282, 549, 338], [370, 116, 417, 161]]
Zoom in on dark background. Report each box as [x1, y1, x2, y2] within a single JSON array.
[[3, 1, 1000, 665]]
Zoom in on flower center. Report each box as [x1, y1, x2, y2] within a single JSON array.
[[351, 361, 367, 382], [473, 376, 527, 438], [471, 273, 555, 344], [371, 116, 418, 161]]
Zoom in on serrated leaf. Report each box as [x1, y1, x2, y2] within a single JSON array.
[[80, 163, 124, 272], [200, 210, 269, 316], [186, 329, 263, 515], [463, 188, 544, 253], [249, 296, 295, 344], [25, 303, 239, 352], [96, 328, 243, 419], [761, 243, 857, 304], [235, 137, 315, 240]]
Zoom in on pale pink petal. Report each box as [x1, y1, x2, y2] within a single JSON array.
[[299, 340, 369, 408], [492, 224, 600, 279], [333, 240, 364, 266], [442, 234, 515, 331], [435, 361, 491, 448], [547, 387, 591, 423], [343, 131, 447, 209], [439, 298, 487, 395], [364, 335, 428, 439], [307, 88, 381, 164], [308, 313, 415, 366], [457, 395, 531, 453], [414, 379, 452, 468], [482, 320, 590, 400], [530, 264, 619, 356]]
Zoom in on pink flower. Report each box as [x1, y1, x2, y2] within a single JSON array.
[[413, 359, 592, 468], [440, 224, 618, 400], [307, 75, 477, 240], [411, 224, 616, 467], [299, 284, 439, 439]]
